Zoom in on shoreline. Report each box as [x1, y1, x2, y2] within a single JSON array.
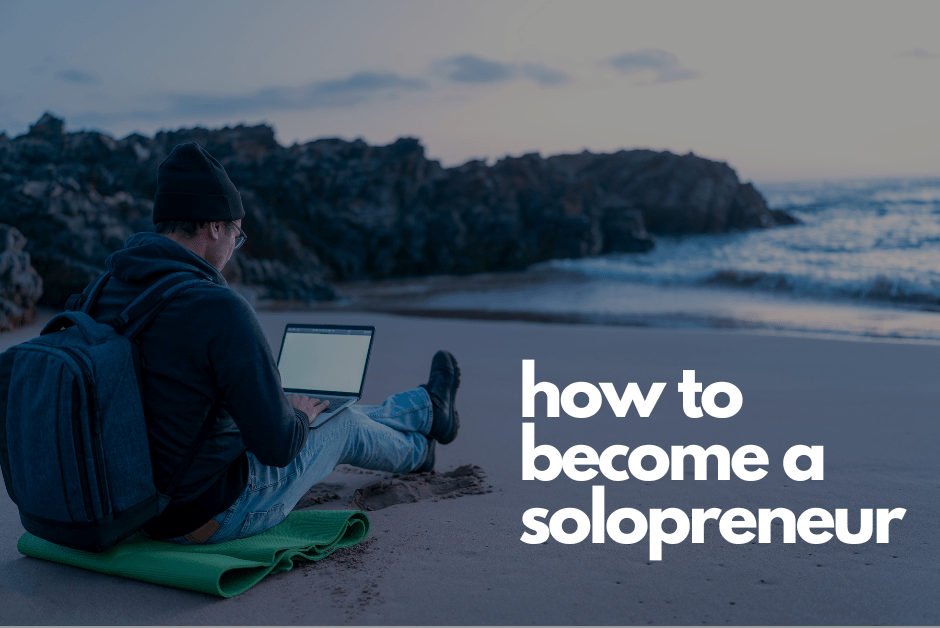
[[246, 269, 940, 347], [16, 270, 940, 347], [15, 297, 940, 351]]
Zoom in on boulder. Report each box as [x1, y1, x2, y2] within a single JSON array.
[[0, 224, 43, 331], [548, 149, 790, 233], [0, 178, 135, 305], [28, 112, 66, 143], [601, 201, 656, 254]]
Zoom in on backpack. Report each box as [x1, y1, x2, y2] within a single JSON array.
[[0, 270, 217, 552]]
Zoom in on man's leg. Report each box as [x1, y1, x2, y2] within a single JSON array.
[[336, 387, 432, 469], [166, 388, 434, 544], [160, 352, 460, 545]]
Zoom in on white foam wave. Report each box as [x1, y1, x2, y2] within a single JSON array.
[[541, 177, 940, 307]]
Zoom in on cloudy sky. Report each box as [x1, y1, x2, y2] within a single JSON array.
[[1, 0, 937, 181]]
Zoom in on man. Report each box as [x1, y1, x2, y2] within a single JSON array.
[[87, 142, 459, 544]]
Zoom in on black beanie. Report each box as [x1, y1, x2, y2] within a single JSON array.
[[152, 143, 245, 224]]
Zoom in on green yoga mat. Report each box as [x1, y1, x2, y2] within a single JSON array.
[[17, 510, 370, 598]]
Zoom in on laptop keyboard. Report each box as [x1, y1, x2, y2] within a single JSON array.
[[312, 396, 353, 414]]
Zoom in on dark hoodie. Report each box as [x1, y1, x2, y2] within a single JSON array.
[[88, 231, 308, 538]]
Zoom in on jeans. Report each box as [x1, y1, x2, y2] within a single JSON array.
[[161, 387, 433, 544]]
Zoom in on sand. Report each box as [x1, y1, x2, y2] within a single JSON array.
[[290, 464, 491, 512], [0, 308, 937, 624], [346, 465, 491, 512]]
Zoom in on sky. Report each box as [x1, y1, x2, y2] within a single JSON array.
[[0, 0, 938, 182]]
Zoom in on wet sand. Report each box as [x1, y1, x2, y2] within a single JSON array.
[[0, 308, 937, 624], [316, 270, 940, 344]]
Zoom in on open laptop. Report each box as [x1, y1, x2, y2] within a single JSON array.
[[276, 324, 376, 429]]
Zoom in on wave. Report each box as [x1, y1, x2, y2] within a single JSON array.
[[704, 270, 940, 307], [541, 176, 940, 309], [543, 258, 940, 308]]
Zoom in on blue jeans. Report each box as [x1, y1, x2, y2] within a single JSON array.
[[162, 387, 433, 544]]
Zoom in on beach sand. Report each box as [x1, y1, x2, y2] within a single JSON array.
[[0, 308, 936, 624]]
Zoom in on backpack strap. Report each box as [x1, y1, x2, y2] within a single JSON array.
[[64, 271, 112, 313], [72, 269, 217, 506], [111, 271, 210, 341], [116, 271, 218, 504], [161, 396, 224, 503]]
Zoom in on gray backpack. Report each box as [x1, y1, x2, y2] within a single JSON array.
[[0, 271, 216, 552]]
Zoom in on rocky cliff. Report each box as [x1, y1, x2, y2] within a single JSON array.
[[0, 113, 795, 311]]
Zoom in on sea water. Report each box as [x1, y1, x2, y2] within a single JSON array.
[[550, 177, 940, 305], [345, 177, 940, 343]]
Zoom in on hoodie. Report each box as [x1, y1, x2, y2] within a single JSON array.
[[88, 231, 308, 538]]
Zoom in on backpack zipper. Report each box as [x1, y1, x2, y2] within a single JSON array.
[[84, 375, 111, 516], [69, 379, 94, 521]]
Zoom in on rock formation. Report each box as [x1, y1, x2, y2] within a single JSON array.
[[0, 224, 43, 330], [0, 113, 794, 308]]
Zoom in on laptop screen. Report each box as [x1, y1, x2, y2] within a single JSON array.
[[277, 325, 375, 395]]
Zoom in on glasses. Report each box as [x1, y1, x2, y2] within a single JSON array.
[[229, 222, 247, 250]]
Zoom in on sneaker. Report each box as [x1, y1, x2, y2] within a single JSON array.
[[420, 350, 460, 445]]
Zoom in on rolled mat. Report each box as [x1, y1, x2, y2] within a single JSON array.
[[17, 510, 370, 598]]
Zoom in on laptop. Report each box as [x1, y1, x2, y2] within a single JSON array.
[[275, 323, 376, 429]]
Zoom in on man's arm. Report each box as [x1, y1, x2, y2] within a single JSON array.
[[197, 289, 310, 467]]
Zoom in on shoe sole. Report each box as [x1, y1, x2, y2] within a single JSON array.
[[437, 351, 460, 445]]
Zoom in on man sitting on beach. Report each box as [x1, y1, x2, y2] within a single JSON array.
[[85, 142, 460, 544]]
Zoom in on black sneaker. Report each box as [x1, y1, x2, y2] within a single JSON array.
[[420, 350, 460, 445]]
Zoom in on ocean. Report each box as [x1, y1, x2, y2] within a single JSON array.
[[334, 177, 940, 343]]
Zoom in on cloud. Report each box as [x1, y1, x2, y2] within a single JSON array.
[[71, 71, 429, 126], [313, 72, 428, 99], [521, 63, 572, 86], [56, 69, 101, 85], [898, 48, 940, 59], [439, 55, 516, 84], [162, 71, 428, 118], [607, 49, 700, 84], [436, 54, 571, 86]]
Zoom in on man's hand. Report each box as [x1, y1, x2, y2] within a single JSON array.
[[288, 394, 330, 424]]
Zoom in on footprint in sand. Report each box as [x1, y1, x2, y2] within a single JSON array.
[[350, 465, 491, 511]]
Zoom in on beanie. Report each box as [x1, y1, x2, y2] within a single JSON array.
[[152, 143, 245, 224]]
